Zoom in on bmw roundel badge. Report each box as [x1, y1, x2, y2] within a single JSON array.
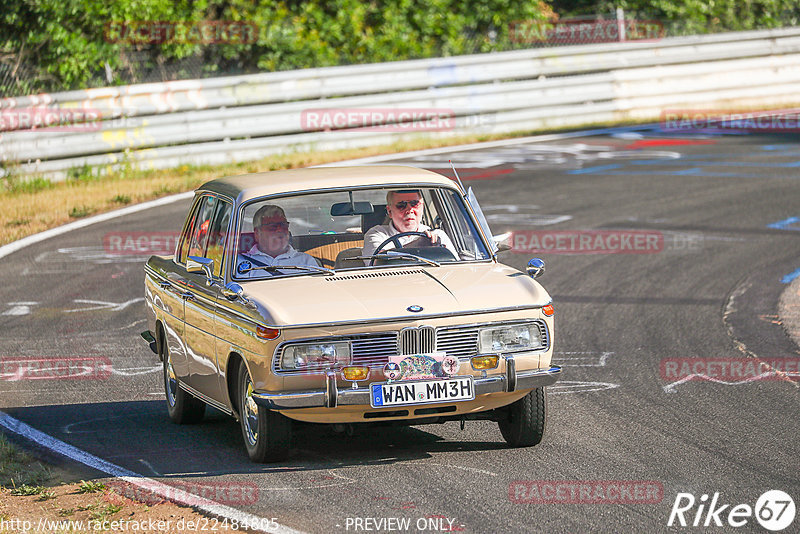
[[237, 260, 252, 274], [406, 305, 423, 313]]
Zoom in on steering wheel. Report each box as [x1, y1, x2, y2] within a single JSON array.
[[370, 231, 432, 266]]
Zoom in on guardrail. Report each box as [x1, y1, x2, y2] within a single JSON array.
[[2, 27, 800, 179]]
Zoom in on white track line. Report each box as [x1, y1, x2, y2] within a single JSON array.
[[0, 413, 303, 534]]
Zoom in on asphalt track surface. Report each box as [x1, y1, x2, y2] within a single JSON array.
[[1, 127, 799, 533]]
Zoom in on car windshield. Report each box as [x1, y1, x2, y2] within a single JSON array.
[[232, 186, 491, 279]]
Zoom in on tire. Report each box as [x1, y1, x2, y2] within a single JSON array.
[[498, 387, 547, 447], [161, 338, 205, 424], [238, 364, 292, 463]]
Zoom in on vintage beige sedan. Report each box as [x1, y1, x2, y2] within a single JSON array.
[[142, 166, 560, 462]]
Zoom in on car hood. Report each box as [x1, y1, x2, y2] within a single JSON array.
[[240, 263, 550, 327]]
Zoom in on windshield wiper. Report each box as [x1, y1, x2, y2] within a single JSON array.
[[238, 264, 336, 276], [353, 251, 441, 267]]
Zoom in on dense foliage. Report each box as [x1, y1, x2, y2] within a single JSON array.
[[1, 0, 797, 95]]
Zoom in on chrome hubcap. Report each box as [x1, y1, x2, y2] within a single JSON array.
[[243, 377, 259, 445]]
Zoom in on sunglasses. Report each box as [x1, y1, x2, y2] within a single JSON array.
[[394, 199, 421, 210], [258, 221, 290, 231]]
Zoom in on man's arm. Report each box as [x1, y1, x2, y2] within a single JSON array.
[[361, 225, 390, 261]]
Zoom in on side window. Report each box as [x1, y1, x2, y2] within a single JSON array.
[[179, 195, 216, 263], [206, 199, 232, 278]]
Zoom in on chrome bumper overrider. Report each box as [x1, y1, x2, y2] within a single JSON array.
[[253, 363, 562, 410]]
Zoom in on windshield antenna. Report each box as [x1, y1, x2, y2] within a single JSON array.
[[449, 160, 467, 197]]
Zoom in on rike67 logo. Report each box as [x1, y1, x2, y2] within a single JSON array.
[[668, 490, 796, 531]]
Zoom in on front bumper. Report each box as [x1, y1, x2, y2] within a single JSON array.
[[253, 359, 562, 410]]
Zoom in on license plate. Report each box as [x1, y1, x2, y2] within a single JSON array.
[[370, 376, 474, 408]]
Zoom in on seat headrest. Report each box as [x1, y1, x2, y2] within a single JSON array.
[[362, 204, 387, 232]]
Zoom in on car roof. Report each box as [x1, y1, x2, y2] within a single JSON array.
[[196, 165, 460, 203]]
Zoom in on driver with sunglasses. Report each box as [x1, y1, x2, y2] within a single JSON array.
[[362, 190, 457, 264], [237, 204, 318, 277]]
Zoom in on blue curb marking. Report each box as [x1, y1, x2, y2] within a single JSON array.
[[630, 160, 800, 168], [567, 164, 622, 174], [781, 268, 800, 284], [767, 217, 800, 231]]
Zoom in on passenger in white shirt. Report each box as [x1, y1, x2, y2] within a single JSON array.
[[236, 204, 318, 277], [362, 190, 457, 265]]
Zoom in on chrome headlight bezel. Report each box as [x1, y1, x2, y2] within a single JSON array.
[[280, 341, 351, 371], [478, 323, 544, 354]]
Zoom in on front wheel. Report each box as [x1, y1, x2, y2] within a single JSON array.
[[238, 364, 292, 462], [162, 340, 205, 424], [497, 387, 547, 447]]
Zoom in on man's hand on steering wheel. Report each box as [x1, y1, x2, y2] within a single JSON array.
[[370, 231, 441, 265]]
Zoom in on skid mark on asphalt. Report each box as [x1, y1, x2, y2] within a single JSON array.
[[425, 463, 498, 477], [252, 470, 356, 491], [662, 372, 799, 393], [481, 205, 572, 227], [138, 459, 162, 476], [65, 298, 144, 313], [554, 351, 614, 367], [548, 381, 620, 394], [112, 364, 162, 376], [64, 412, 152, 434]]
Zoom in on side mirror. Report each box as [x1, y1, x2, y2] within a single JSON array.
[[221, 282, 244, 301], [187, 256, 217, 285], [527, 258, 545, 279], [222, 282, 255, 308]]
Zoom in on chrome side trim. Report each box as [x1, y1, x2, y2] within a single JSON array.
[[178, 382, 233, 415], [252, 365, 562, 409]]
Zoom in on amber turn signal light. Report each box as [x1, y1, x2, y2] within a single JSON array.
[[342, 366, 369, 381], [471, 355, 499, 370], [256, 325, 281, 340]]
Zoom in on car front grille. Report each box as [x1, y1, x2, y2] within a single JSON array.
[[274, 320, 549, 373], [399, 326, 435, 355]]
